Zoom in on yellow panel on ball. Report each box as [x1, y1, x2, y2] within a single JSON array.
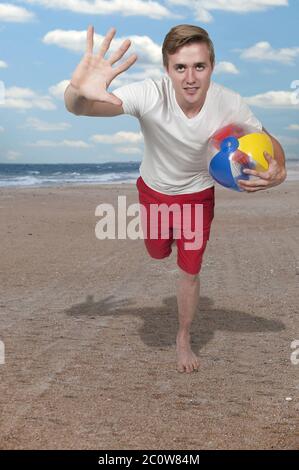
[[238, 133, 274, 171]]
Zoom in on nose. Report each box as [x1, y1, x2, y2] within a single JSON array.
[[186, 67, 196, 84]]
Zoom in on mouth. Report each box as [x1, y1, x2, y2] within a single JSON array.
[[184, 87, 199, 94]]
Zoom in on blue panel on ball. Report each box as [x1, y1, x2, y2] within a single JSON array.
[[221, 136, 239, 153], [209, 151, 240, 191]]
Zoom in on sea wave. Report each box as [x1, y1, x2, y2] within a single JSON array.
[[0, 173, 139, 187], [0, 163, 140, 187], [0, 160, 298, 187]]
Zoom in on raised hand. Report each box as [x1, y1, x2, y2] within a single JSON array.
[[70, 25, 137, 106]]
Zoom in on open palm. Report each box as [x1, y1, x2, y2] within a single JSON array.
[[70, 26, 137, 106]]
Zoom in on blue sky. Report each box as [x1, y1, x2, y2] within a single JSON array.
[[0, 0, 298, 163]]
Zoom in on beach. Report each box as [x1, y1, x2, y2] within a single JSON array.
[[0, 181, 298, 449]]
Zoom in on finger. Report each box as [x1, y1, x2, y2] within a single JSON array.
[[242, 168, 259, 177], [242, 169, 270, 179], [101, 90, 123, 106], [238, 178, 268, 186], [238, 181, 262, 192], [242, 187, 264, 193], [238, 179, 268, 189], [243, 183, 274, 192], [108, 39, 131, 65], [98, 27, 116, 58], [113, 54, 138, 77], [86, 25, 94, 55]]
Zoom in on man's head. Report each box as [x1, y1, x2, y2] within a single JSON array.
[[162, 24, 215, 70], [162, 24, 215, 110]]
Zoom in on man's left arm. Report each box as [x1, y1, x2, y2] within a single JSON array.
[[238, 128, 287, 192]]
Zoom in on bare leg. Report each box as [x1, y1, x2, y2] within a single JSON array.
[[176, 268, 200, 373]]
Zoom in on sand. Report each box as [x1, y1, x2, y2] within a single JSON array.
[[0, 181, 298, 449]]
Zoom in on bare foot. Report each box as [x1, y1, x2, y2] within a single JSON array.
[[176, 331, 200, 373]]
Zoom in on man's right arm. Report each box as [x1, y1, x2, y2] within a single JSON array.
[[64, 83, 124, 117]]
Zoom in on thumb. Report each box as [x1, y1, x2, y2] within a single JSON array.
[[103, 91, 122, 106]]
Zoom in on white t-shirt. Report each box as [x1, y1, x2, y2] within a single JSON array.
[[113, 75, 262, 195]]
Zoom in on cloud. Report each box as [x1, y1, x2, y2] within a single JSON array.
[[115, 146, 143, 154], [20, 0, 177, 19], [28, 139, 91, 148], [43, 29, 162, 66], [21, 117, 71, 131], [0, 126, 5, 132], [167, 0, 288, 22], [0, 3, 35, 22], [214, 61, 239, 75], [49, 80, 70, 99], [6, 151, 21, 161], [286, 124, 299, 131], [111, 65, 164, 88], [245, 90, 299, 108], [0, 60, 8, 68], [193, 6, 213, 23], [90, 131, 143, 144], [240, 42, 299, 65], [0, 86, 56, 110]]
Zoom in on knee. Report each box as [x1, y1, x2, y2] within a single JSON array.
[[145, 244, 171, 260], [178, 268, 199, 284]]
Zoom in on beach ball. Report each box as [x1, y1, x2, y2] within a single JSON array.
[[208, 123, 274, 191]]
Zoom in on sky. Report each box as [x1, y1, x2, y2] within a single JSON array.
[[0, 0, 298, 164]]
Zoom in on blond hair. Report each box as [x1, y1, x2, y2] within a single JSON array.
[[162, 24, 215, 69]]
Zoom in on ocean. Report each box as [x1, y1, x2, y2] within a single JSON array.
[[0, 162, 140, 187], [0, 160, 298, 188]]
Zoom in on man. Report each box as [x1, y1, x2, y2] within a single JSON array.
[[64, 24, 286, 373]]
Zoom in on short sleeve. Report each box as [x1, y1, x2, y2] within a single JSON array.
[[235, 94, 263, 131], [112, 79, 159, 118]]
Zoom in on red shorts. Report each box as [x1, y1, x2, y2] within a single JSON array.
[[136, 177, 215, 275]]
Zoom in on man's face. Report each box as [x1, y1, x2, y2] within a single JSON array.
[[165, 42, 214, 110]]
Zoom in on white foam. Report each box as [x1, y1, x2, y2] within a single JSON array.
[[0, 171, 139, 187]]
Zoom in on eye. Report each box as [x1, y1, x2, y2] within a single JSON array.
[[175, 65, 185, 72], [196, 65, 205, 71]]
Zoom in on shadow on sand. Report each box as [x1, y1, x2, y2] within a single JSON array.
[[65, 294, 285, 353]]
